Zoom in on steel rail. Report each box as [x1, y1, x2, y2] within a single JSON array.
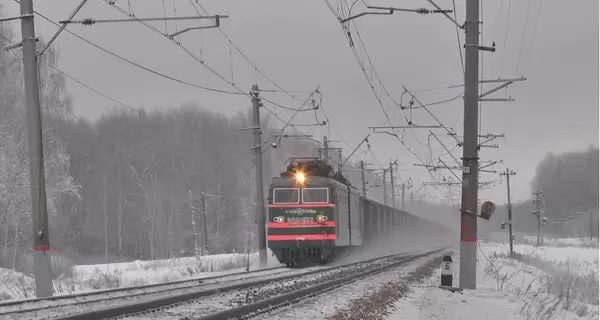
[[0, 265, 289, 316], [47, 248, 444, 320], [198, 248, 449, 320]]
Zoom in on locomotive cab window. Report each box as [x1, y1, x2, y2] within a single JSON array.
[[273, 188, 300, 204], [302, 188, 329, 203]]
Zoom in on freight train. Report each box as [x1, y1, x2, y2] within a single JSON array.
[[267, 157, 452, 267]]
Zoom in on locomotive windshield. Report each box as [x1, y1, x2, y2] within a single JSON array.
[[301, 188, 329, 203], [273, 188, 300, 204]]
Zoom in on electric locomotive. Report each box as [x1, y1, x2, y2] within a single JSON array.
[[267, 157, 456, 267], [267, 157, 362, 267]]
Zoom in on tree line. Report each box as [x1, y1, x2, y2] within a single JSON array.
[[480, 146, 599, 239], [0, 18, 397, 270]]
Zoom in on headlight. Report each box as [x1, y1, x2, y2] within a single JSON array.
[[316, 215, 328, 222], [295, 172, 306, 183], [273, 216, 285, 223]]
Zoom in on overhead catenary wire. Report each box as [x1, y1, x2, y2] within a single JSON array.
[[102, 0, 248, 95], [325, 0, 449, 197], [44, 62, 138, 112], [521, 0, 544, 75], [324, 2, 417, 147], [339, 1, 459, 152], [189, 0, 305, 104], [102, 0, 320, 139], [191, 0, 358, 163], [451, 0, 465, 76], [12, 0, 244, 95], [514, 0, 533, 74], [9, 0, 322, 150], [0, 33, 137, 115], [499, 0, 512, 73]]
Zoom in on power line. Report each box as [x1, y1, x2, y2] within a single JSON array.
[[191, 2, 350, 156], [499, 0, 512, 72], [189, 0, 305, 103], [521, 0, 544, 75], [102, 0, 320, 140], [451, 0, 465, 75], [43, 62, 138, 112], [10, 0, 322, 153], [515, 0, 533, 74], [11, 0, 244, 96], [1, 33, 137, 116], [324, 1, 427, 165], [331, 2, 462, 200]]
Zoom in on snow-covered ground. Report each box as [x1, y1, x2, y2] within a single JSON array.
[[519, 236, 599, 249], [2, 237, 598, 320], [388, 240, 599, 320], [0, 252, 281, 301]]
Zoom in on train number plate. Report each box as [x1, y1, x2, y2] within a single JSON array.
[[287, 217, 314, 223]]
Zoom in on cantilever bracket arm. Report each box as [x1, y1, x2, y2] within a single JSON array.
[[341, 134, 371, 167], [425, 0, 462, 29], [341, 5, 452, 23], [479, 81, 513, 99], [339, 11, 393, 23], [367, 5, 452, 15], [369, 128, 399, 138], [169, 15, 227, 37], [60, 15, 227, 24], [0, 14, 34, 23]]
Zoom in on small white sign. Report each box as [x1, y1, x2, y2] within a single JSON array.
[[441, 261, 453, 275], [462, 166, 471, 174]]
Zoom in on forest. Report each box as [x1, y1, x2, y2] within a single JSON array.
[[480, 146, 599, 239], [0, 23, 396, 271]]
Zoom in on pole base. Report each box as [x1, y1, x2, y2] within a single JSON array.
[[33, 250, 54, 297], [458, 241, 477, 289]]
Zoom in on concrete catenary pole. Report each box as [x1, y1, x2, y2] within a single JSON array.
[[532, 189, 544, 247], [251, 84, 267, 267], [401, 184, 406, 211], [189, 190, 198, 255], [19, 0, 54, 298], [501, 168, 516, 255], [360, 160, 367, 197], [459, 0, 481, 290], [201, 192, 208, 255], [389, 162, 396, 208], [382, 169, 388, 205], [589, 208, 594, 241], [323, 136, 329, 164]]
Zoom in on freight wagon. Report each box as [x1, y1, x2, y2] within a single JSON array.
[[266, 157, 450, 267]]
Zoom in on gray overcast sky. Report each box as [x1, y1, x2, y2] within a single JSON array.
[[4, 0, 599, 205]]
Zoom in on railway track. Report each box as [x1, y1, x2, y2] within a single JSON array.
[[207, 248, 448, 320], [0, 265, 297, 319], [35, 247, 446, 320]]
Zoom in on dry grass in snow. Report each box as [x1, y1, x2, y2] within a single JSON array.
[[388, 241, 598, 320], [327, 252, 450, 320], [0, 252, 281, 301]]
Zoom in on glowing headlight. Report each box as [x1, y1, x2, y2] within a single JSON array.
[[273, 216, 285, 223], [316, 215, 328, 222], [295, 172, 306, 183]]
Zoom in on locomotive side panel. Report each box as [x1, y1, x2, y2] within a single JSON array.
[[349, 191, 363, 246], [334, 187, 350, 246]]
